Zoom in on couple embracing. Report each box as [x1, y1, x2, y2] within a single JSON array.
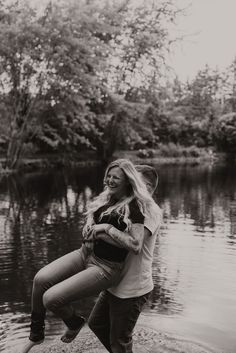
[[21, 158, 162, 353]]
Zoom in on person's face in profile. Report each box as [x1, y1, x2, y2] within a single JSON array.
[[140, 173, 154, 195], [143, 177, 154, 195]]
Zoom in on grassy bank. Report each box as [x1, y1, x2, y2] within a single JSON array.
[[0, 145, 232, 174], [114, 144, 218, 165]]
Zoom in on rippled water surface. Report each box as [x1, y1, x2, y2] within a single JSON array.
[[0, 163, 236, 353]]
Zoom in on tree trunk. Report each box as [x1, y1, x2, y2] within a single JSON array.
[[6, 123, 26, 170]]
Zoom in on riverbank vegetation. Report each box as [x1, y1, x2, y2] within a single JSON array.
[[0, 0, 236, 171]]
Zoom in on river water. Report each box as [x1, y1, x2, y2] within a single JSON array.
[[0, 162, 236, 353]]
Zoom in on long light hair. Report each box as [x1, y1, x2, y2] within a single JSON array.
[[83, 159, 153, 233]]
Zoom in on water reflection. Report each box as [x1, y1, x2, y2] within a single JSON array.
[[0, 166, 104, 352], [229, 200, 236, 242], [0, 163, 236, 352]]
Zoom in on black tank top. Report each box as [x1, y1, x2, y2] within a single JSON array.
[[93, 199, 144, 262]]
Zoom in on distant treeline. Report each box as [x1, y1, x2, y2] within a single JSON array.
[[0, 0, 235, 169]]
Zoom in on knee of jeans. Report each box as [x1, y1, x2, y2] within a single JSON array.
[[33, 269, 50, 291], [43, 289, 58, 312]]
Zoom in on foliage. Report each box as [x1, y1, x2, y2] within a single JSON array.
[[1, 0, 236, 166], [0, 0, 184, 168], [182, 66, 222, 120], [153, 65, 235, 151], [213, 113, 236, 152], [105, 0, 181, 96], [0, 0, 117, 167], [136, 143, 210, 159]]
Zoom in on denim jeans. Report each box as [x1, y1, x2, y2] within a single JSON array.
[[88, 290, 150, 353], [31, 245, 123, 321]]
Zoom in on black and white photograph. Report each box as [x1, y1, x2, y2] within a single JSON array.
[[0, 1, 236, 353]]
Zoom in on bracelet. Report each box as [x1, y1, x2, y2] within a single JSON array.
[[106, 224, 113, 235]]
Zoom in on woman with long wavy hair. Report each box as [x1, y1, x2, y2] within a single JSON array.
[[21, 159, 153, 353]]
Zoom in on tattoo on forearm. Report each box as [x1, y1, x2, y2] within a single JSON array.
[[108, 225, 142, 253]]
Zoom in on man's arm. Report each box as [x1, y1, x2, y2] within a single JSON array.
[[88, 205, 162, 254], [91, 223, 147, 255], [102, 206, 162, 253]]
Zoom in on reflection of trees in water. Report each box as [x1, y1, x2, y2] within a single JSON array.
[[5, 171, 96, 226], [157, 163, 236, 236], [149, 282, 184, 315], [150, 163, 236, 315], [229, 200, 236, 245], [0, 166, 104, 313], [1, 163, 235, 317], [148, 238, 184, 315], [5, 166, 103, 230]]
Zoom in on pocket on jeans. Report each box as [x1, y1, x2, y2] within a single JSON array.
[[100, 267, 121, 283], [95, 257, 122, 274]]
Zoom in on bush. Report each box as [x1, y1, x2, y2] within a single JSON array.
[[187, 145, 201, 157], [213, 113, 236, 152], [157, 142, 182, 157], [137, 149, 154, 158], [156, 143, 203, 158]]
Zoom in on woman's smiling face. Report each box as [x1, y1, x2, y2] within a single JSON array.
[[105, 166, 129, 199]]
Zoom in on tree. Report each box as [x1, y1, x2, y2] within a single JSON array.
[[182, 66, 223, 120], [0, 0, 184, 168], [213, 113, 236, 152], [0, 0, 114, 168], [223, 57, 236, 112], [104, 0, 182, 96]]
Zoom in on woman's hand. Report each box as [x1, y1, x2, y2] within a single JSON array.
[[83, 225, 104, 243], [82, 226, 95, 252], [90, 224, 111, 239], [83, 229, 94, 252]]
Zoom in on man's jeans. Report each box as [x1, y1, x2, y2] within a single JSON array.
[[31, 246, 123, 321], [88, 290, 150, 353]]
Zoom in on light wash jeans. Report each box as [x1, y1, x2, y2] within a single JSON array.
[[31, 245, 123, 321]]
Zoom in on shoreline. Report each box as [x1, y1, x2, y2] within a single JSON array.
[[0, 149, 234, 175], [25, 316, 220, 353], [113, 149, 230, 166], [0, 150, 231, 174]]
